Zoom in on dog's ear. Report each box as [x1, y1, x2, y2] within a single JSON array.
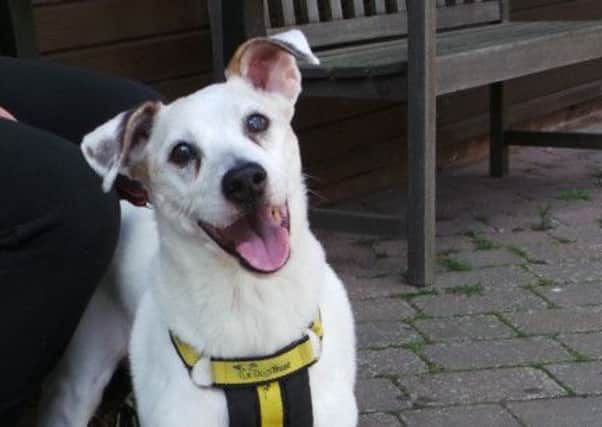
[[226, 29, 319, 104], [81, 101, 159, 193]]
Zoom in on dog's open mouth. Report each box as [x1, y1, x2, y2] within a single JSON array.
[[198, 205, 290, 273]]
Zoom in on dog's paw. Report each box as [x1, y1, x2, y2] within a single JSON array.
[[191, 357, 213, 387]]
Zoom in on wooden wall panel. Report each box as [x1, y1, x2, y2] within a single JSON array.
[[48, 31, 212, 82], [34, 0, 207, 52], [30, 0, 602, 204]]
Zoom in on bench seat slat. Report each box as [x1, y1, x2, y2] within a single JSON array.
[[299, 21, 602, 96]]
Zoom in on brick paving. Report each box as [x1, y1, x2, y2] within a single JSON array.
[[318, 131, 602, 426]]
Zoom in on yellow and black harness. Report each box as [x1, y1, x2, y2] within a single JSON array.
[[170, 313, 323, 427]]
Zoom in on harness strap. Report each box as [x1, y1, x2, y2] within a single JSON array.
[[211, 336, 315, 386], [169, 312, 322, 427]]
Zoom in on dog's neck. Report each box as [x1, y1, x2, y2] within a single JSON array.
[[150, 210, 325, 359]]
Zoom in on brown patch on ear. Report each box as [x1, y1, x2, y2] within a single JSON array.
[[112, 101, 158, 205], [225, 37, 303, 102], [226, 38, 254, 79], [118, 102, 159, 164]]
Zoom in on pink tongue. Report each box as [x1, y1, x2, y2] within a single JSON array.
[[225, 207, 290, 272]]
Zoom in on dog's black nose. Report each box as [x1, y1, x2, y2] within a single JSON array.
[[222, 162, 267, 205]]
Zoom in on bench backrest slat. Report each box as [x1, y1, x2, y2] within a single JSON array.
[[265, 0, 504, 49], [306, 0, 320, 23], [374, 0, 386, 14], [354, 0, 365, 16], [281, 0, 296, 25], [329, 0, 344, 19]]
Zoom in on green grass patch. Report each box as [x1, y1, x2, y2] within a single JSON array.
[[571, 350, 591, 363], [558, 189, 591, 201], [402, 341, 425, 353], [475, 236, 499, 251], [532, 203, 555, 231], [400, 289, 439, 300], [466, 231, 499, 250], [444, 283, 484, 297], [530, 278, 555, 288], [506, 245, 529, 260], [427, 363, 445, 374], [552, 236, 576, 245], [438, 256, 472, 272]]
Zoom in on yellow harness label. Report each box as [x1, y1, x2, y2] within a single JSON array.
[[212, 338, 315, 386]]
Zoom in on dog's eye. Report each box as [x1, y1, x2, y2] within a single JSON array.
[[169, 142, 198, 167], [246, 113, 269, 133]]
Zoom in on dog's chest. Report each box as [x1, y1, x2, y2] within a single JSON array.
[[130, 289, 351, 427]]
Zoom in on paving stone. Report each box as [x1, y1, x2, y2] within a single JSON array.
[[558, 332, 602, 359], [412, 289, 547, 317], [400, 367, 565, 406], [505, 306, 602, 335], [434, 266, 536, 290], [359, 413, 402, 427], [414, 315, 514, 341], [342, 274, 417, 300], [433, 235, 475, 254], [539, 282, 602, 307], [549, 223, 602, 246], [356, 321, 421, 349], [353, 298, 416, 322], [401, 404, 520, 427], [484, 230, 551, 246], [554, 206, 602, 226], [423, 337, 571, 370], [451, 249, 525, 269], [327, 243, 379, 275], [508, 397, 602, 427], [530, 261, 602, 285], [436, 217, 492, 237], [358, 348, 428, 379], [519, 241, 596, 265], [356, 378, 410, 413], [372, 240, 407, 258], [547, 361, 602, 395]]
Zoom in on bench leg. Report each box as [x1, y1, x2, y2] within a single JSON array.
[[489, 81, 508, 177], [407, 0, 436, 287]]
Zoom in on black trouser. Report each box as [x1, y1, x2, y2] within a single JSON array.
[[0, 57, 162, 425]]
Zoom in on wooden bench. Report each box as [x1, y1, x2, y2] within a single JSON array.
[[209, 0, 602, 286]]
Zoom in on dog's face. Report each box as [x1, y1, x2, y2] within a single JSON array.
[[82, 30, 319, 274]]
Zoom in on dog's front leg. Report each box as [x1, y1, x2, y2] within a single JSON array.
[[38, 287, 129, 427]]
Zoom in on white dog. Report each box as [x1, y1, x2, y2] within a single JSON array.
[[38, 30, 357, 427]]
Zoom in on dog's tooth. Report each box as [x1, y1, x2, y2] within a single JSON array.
[[272, 207, 282, 223]]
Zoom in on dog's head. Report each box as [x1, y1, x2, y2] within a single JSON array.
[[82, 30, 318, 274]]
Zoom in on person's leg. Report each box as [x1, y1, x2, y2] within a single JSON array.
[[0, 120, 119, 423], [0, 56, 163, 143], [0, 59, 163, 424]]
